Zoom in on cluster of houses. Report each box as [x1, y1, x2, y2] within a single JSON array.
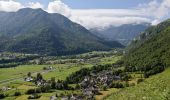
[[24, 76, 48, 86], [24, 67, 121, 100], [79, 70, 121, 99], [52, 70, 121, 100]]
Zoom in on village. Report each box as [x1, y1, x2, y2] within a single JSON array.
[[21, 64, 128, 100]]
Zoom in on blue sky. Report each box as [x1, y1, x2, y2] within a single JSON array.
[[62, 0, 150, 9], [0, 0, 170, 29], [18, 0, 150, 9]]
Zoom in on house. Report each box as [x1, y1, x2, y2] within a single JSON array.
[[36, 80, 47, 86], [25, 77, 34, 82], [2, 86, 11, 91]]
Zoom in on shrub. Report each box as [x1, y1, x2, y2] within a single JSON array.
[[35, 88, 41, 93], [110, 82, 124, 88], [0, 93, 6, 99], [40, 85, 51, 93], [137, 78, 144, 84], [75, 84, 81, 89], [26, 89, 36, 94], [14, 92, 21, 96]]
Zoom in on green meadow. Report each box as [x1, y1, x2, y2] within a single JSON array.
[[105, 68, 170, 100]]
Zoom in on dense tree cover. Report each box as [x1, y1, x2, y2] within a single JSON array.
[[0, 8, 123, 56], [0, 63, 20, 68], [0, 55, 38, 64], [124, 19, 170, 77], [65, 63, 122, 84], [0, 55, 39, 68]]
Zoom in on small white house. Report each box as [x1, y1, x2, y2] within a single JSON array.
[[25, 77, 33, 82]]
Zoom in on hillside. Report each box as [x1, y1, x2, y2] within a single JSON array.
[[128, 19, 170, 50], [106, 68, 170, 100], [90, 23, 150, 45], [0, 8, 123, 55], [123, 19, 170, 76]]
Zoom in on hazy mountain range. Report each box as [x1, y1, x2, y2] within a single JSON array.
[[90, 23, 150, 45]]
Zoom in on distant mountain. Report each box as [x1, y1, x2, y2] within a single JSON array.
[[0, 8, 123, 55], [124, 19, 170, 74], [90, 23, 150, 45]]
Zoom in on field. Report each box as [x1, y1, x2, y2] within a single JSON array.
[[0, 51, 122, 100], [105, 68, 170, 100]]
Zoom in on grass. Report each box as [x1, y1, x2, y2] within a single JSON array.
[[95, 88, 119, 100], [105, 68, 170, 100], [0, 64, 69, 87], [0, 65, 55, 81], [15, 95, 29, 100], [43, 63, 93, 80], [17, 85, 37, 90], [100, 56, 122, 65]]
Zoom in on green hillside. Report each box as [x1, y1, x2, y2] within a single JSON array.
[[106, 68, 170, 100], [0, 8, 123, 56], [123, 19, 170, 77]]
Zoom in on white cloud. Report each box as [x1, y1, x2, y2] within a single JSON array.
[[70, 9, 150, 29], [27, 2, 44, 9], [44, 0, 151, 28], [139, 0, 170, 25], [0, 0, 23, 12], [0, 0, 169, 28], [151, 19, 161, 25], [0, 0, 44, 12], [47, 0, 71, 17]]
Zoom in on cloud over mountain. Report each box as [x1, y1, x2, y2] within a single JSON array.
[[0, 0, 23, 12], [0, 0, 169, 28]]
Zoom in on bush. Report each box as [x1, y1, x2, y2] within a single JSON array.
[[110, 82, 124, 88], [35, 88, 41, 93], [40, 85, 51, 93], [14, 92, 21, 96], [103, 86, 107, 91], [43, 67, 47, 70], [26, 89, 36, 94], [0, 93, 6, 99], [137, 78, 144, 84], [75, 84, 81, 89]]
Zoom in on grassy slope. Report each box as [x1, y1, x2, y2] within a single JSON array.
[[105, 68, 170, 100]]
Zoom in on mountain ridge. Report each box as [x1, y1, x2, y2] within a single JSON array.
[[90, 23, 150, 45], [0, 8, 124, 55]]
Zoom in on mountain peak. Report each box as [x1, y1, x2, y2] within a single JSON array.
[[17, 8, 45, 13], [0, 9, 123, 55]]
